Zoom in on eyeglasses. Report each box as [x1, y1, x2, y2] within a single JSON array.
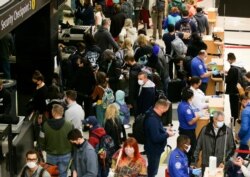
[[27, 158, 37, 162]]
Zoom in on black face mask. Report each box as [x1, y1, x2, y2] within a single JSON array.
[[74, 142, 83, 149]]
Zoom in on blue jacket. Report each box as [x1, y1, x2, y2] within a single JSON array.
[[72, 140, 98, 177], [168, 148, 190, 177], [238, 103, 250, 145], [144, 108, 168, 154]]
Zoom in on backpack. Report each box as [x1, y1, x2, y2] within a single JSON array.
[[85, 51, 100, 67], [94, 134, 116, 167], [132, 114, 147, 144], [121, 2, 133, 19], [116, 101, 130, 125], [170, 34, 187, 57], [236, 66, 247, 88], [101, 87, 115, 109], [179, 20, 192, 38], [138, 55, 149, 66]]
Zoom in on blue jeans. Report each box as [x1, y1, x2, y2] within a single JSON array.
[[147, 152, 161, 177], [47, 153, 71, 177]]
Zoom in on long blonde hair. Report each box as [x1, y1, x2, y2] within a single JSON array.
[[105, 103, 119, 122]]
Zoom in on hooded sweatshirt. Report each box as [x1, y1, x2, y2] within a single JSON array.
[[194, 11, 209, 34], [115, 90, 130, 124], [39, 118, 73, 155], [137, 79, 156, 115]]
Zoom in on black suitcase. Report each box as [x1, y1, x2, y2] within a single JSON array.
[[167, 79, 183, 103]]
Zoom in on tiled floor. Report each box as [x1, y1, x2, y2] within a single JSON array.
[[64, 0, 250, 176]]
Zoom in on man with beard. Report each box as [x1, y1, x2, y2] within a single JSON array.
[[67, 128, 98, 177]]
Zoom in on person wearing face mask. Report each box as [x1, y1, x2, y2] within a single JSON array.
[[67, 128, 98, 177], [20, 150, 51, 177], [124, 52, 142, 116], [71, 57, 96, 117], [193, 111, 236, 174], [237, 95, 250, 159], [99, 49, 122, 93], [111, 137, 147, 176], [177, 88, 201, 164], [191, 50, 220, 93], [168, 135, 201, 177], [144, 99, 175, 177], [137, 71, 156, 116], [82, 116, 106, 148], [30, 70, 48, 141]]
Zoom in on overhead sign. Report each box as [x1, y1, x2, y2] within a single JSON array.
[[0, 0, 50, 39]]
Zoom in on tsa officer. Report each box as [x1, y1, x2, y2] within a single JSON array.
[[177, 88, 202, 164], [168, 135, 201, 177], [191, 50, 220, 93], [168, 135, 190, 177]]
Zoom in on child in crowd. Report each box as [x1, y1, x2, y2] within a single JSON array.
[[114, 90, 131, 129]]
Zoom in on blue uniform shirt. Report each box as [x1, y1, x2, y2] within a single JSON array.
[[168, 148, 190, 177], [177, 101, 196, 130], [191, 56, 208, 83]]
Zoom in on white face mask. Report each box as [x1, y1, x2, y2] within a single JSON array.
[[26, 161, 37, 169], [216, 121, 224, 128], [124, 147, 135, 157], [138, 80, 144, 86], [184, 144, 191, 153]]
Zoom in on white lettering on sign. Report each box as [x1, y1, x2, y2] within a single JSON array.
[[1, 1, 32, 31]]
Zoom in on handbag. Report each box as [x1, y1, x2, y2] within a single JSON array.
[[160, 145, 172, 166], [40, 162, 60, 177], [107, 149, 123, 177]]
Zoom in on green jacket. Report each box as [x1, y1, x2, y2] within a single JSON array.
[[39, 118, 73, 155]]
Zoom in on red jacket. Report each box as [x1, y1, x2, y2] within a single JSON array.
[[89, 127, 106, 148]]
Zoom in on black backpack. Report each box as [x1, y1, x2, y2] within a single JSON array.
[[132, 114, 147, 144], [236, 66, 247, 88], [94, 134, 116, 167]]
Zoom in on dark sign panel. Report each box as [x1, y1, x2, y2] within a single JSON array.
[[0, 0, 50, 38], [218, 0, 250, 18]]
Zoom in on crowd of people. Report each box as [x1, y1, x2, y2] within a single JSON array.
[[19, 0, 250, 177]]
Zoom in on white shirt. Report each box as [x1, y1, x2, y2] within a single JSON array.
[[190, 86, 208, 111], [65, 101, 85, 131]]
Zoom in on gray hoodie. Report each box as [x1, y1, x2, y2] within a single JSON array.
[[194, 12, 209, 34]]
